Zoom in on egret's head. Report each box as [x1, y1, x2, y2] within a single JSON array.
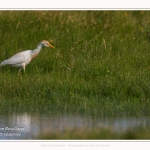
[[41, 40, 55, 49]]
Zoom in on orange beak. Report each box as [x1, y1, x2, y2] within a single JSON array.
[[48, 43, 55, 49]]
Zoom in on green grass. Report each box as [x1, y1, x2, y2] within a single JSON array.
[[0, 11, 150, 114]]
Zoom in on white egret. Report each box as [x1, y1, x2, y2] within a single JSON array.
[[0, 40, 54, 74]]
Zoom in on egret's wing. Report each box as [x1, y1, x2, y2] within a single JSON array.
[[3, 50, 31, 65]]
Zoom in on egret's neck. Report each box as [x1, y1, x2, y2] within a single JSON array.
[[32, 44, 43, 54], [30, 44, 43, 60]]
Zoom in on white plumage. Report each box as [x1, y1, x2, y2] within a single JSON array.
[[0, 40, 54, 74]]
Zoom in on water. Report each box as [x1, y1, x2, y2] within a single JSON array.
[[0, 111, 150, 139]]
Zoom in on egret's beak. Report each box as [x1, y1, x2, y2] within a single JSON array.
[[48, 43, 55, 49]]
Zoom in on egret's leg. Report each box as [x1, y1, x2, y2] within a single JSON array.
[[17, 68, 22, 75], [22, 64, 26, 75], [17, 64, 25, 75]]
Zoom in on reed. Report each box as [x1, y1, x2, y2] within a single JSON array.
[[0, 11, 150, 114]]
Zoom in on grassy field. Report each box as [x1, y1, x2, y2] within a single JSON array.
[[0, 11, 150, 115]]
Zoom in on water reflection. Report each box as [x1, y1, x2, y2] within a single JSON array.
[[0, 111, 149, 139]]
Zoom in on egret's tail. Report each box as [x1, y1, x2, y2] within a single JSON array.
[[0, 60, 7, 67]]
